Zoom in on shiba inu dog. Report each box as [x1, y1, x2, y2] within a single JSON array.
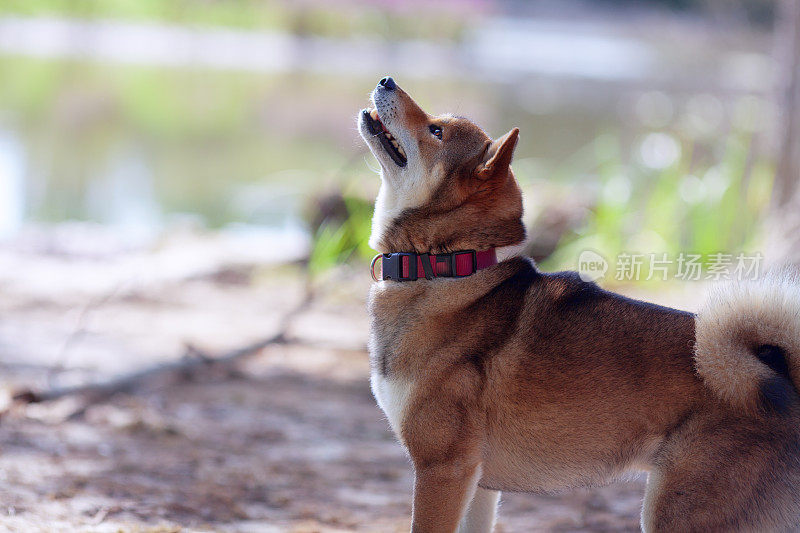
[[358, 76, 800, 532]]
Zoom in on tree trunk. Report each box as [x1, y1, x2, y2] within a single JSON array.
[[773, 0, 800, 207], [766, 0, 800, 266]]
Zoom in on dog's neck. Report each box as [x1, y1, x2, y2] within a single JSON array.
[[373, 215, 525, 255], [369, 192, 526, 255]]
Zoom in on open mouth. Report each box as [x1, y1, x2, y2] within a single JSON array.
[[363, 109, 407, 167]]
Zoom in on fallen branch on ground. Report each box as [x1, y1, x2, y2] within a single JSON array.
[[12, 287, 314, 406]]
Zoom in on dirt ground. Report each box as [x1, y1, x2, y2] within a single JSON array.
[[0, 354, 646, 533], [0, 234, 702, 532]]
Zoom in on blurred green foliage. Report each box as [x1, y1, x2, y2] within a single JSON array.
[[0, 0, 472, 41], [541, 127, 772, 279], [308, 194, 374, 275]]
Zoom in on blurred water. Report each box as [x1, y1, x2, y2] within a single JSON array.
[[469, 19, 653, 80], [89, 149, 159, 237], [0, 16, 768, 85], [0, 131, 24, 238], [0, 14, 774, 241]]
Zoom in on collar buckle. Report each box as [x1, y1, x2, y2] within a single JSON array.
[[382, 252, 417, 281]]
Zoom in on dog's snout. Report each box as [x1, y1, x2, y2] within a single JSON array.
[[379, 76, 396, 91]]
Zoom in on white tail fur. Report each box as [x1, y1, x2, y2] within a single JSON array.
[[694, 271, 800, 413]]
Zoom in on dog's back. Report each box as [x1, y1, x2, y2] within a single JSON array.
[[477, 265, 703, 493]]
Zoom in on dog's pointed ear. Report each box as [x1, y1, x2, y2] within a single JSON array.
[[476, 127, 519, 181]]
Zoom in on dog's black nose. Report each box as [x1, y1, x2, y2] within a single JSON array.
[[379, 76, 396, 91]]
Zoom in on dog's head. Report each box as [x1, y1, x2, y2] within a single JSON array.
[[358, 77, 525, 254]]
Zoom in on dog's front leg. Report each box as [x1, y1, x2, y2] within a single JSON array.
[[411, 459, 482, 533], [404, 366, 486, 533], [458, 486, 500, 533]]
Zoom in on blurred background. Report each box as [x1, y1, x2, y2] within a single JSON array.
[[0, 0, 798, 531]]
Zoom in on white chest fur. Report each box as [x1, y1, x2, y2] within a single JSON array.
[[371, 372, 413, 439]]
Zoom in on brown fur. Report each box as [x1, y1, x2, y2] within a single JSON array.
[[359, 78, 800, 532]]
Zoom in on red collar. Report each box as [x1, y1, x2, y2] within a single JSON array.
[[371, 249, 497, 282]]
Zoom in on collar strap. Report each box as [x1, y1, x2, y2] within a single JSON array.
[[371, 249, 497, 282]]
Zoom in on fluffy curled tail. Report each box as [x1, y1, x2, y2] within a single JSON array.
[[694, 272, 800, 415]]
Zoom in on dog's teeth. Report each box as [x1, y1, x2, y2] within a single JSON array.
[[385, 132, 393, 140], [370, 109, 379, 120], [397, 145, 406, 158]]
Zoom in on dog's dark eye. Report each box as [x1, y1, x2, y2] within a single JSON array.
[[429, 124, 442, 139]]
